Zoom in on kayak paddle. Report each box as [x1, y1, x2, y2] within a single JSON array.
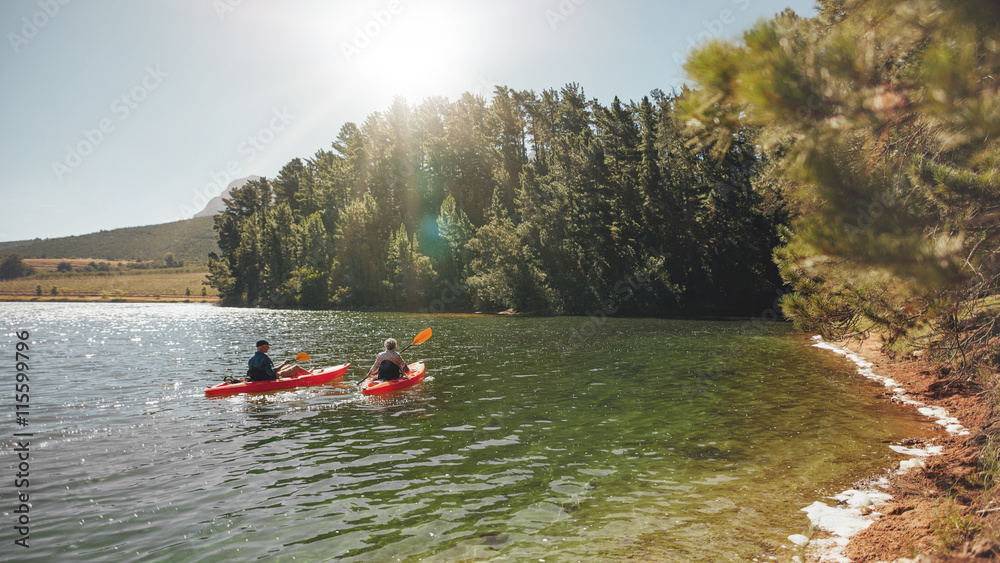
[[400, 328, 432, 352], [276, 352, 311, 376]]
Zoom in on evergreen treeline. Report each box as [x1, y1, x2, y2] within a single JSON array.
[[207, 86, 788, 315], [683, 0, 1000, 371]]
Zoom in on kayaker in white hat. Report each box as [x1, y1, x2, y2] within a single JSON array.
[[367, 338, 410, 382]]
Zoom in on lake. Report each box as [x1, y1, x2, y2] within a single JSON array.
[[0, 302, 929, 561]]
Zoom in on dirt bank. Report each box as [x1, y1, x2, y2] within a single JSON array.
[[810, 337, 999, 562]]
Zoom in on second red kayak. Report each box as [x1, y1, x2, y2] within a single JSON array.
[[360, 362, 426, 395], [205, 363, 350, 396]]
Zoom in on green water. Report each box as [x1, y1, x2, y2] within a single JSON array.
[[0, 304, 929, 561]]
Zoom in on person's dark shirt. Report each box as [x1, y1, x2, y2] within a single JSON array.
[[248, 351, 276, 379]]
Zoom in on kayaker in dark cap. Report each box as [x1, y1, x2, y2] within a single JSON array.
[[247, 339, 289, 381], [366, 338, 410, 382]]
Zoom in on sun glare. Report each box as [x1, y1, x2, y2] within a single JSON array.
[[336, 3, 481, 102]]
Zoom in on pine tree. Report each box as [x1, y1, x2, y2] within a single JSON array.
[[207, 177, 274, 305], [262, 203, 298, 305], [273, 158, 306, 210], [487, 86, 528, 218], [465, 197, 550, 313], [435, 194, 474, 283], [683, 0, 1000, 366], [384, 223, 438, 310], [292, 212, 331, 308], [330, 192, 385, 307]]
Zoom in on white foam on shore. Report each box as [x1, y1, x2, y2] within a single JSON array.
[[799, 337, 968, 563], [810, 337, 969, 436]]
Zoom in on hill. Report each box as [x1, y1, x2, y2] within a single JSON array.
[[0, 216, 219, 262]]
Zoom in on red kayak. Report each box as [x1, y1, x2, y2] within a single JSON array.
[[360, 362, 426, 395], [205, 363, 350, 396]]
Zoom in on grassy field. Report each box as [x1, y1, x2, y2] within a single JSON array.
[[0, 269, 218, 303]]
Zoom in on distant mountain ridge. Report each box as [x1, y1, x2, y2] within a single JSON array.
[[0, 216, 219, 262], [193, 175, 259, 218], [0, 176, 265, 262]]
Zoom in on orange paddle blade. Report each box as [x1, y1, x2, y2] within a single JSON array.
[[411, 328, 432, 346], [295, 352, 311, 362]]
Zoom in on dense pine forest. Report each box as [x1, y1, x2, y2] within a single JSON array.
[[210, 0, 1000, 373], [207, 87, 788, 316]]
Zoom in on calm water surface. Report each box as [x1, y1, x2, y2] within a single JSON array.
[[0, 303, 930, 562]]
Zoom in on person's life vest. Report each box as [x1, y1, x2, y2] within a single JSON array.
[[377, 359, 402, 380]]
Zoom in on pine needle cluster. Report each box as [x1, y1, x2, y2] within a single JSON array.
[[683, 0, 1000, 372]]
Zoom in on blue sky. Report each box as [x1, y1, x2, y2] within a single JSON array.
[[1, 0, 816, 242]]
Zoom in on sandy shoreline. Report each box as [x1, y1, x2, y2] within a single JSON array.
[[806, 336, 996, 562]]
